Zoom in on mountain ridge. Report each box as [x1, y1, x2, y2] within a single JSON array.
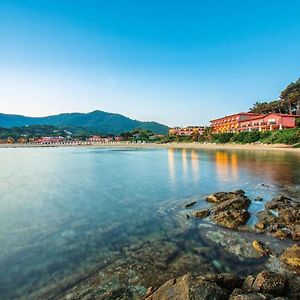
[[0, 110, 169, 135]]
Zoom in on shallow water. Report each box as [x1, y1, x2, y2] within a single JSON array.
[[0, 147, 299, 299]]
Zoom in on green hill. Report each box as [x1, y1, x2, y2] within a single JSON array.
[[0, 110, 169, 135]]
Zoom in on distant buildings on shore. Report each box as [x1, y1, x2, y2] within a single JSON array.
[[169, 126, 207, 136], [210, 112, 300, 133], [34, 135, 125, 145], [0, 135, 125, 145]]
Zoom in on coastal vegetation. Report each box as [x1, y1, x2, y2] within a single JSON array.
[[162, 128, 300, 145], [249, 78, 300, 115], [120, 129, 163, 142], [209, 129, 300, 145]]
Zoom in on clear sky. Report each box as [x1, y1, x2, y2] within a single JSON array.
[[1, 0, 300, 126]]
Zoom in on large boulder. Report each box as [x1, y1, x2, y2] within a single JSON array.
[[144, 274, 228, 300], [205, 230, 261, 259], [199, 191, 251, 230], [145, 271, 298, 300], [256, 196, 300, 241], [198, 273, 243, 293], [249, 271, 287, 296], [212, 197, 250, 214], [280, 244, 300, 272], [229, 290, 282, 300], [212, 209, 250, 230]]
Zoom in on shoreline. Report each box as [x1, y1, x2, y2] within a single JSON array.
[[1, 142, 300, 153]]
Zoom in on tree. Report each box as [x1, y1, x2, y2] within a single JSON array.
[[249, 78, 300, 115], [280, 78, 300, 114]]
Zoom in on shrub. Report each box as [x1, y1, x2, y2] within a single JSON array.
[[212, 133, 234, 143]]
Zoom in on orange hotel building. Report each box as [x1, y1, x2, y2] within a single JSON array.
[[210, 113, 262, 133], [210, 112, 299, 133]]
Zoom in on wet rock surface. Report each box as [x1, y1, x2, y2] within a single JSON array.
[[212, 209, 250, 230], [194, 190, 300, 241], [192, 208, 210, 218], [144, 274, 230, 300], [145, 270, 299, 300], [250, 271, 287, 295], [195, 190, 251, 230], [255, 196, 300, 241], [205, 190, 246, 203], [280, 244, 300, 273]]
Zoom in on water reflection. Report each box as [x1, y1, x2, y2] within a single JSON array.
[[230, 152, 239, 181], [224, 151, 300, 187], [168, 148, 175, 184], [181, 148, 188, 179], [191, 149, 200, 181], [167, 148, 201, 183], [215, 151, 230, 183]]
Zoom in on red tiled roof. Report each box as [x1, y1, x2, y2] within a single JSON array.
[[210, 112, 300, 123], [268, 113, 300, 117], [210, 112, 263, 122]]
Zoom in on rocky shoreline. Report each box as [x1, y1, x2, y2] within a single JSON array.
[[144, 270, 300, 300], [191, 190, 299, 242], [190, 190, 299, 259], [60, 189, 299, 300], [145, 190, 300, 300]]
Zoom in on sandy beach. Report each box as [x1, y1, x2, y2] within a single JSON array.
[[1, 142, 300, 153]]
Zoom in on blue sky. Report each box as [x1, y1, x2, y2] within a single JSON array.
[[1, 0, 300, 126]]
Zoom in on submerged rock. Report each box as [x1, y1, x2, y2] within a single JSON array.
[[255, 197, 263, 202], [184, 201, 197, 208], [205, 229, 261, 259], [252, 240, 271, 256]]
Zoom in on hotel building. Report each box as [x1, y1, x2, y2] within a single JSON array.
[[210, 112, 299, 133]]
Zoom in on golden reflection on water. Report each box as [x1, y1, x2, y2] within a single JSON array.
[[215, 151, 240, 183], [181, 148, 188, 179], [230, 152, 239, 181], [191, 149, 200, 180], [168, 148, 175, 184], [168, 149, 201, 183]]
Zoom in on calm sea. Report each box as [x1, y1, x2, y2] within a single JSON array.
[[0, 147, 299, 299]]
